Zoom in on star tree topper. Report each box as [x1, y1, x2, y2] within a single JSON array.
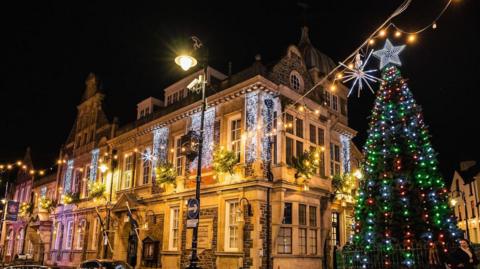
[[373, 39, 406, 69]]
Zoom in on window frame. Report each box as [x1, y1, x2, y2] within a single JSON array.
[[227, 115, 242, 163], [169, 207, 180, 250], [65, 220, 74, 250], [225, 200, 240, 251]]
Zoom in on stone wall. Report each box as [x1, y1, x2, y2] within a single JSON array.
[[180, 207, 218, 269]]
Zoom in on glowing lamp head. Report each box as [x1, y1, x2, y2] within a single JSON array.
[[175, 55, 198, 71], [450, 198, 457, 207], [99, 164, 108, 173]]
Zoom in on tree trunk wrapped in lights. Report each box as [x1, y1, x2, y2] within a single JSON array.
[[354, 63, 461, 267]]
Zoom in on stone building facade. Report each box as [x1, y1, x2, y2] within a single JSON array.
[[41, 27, 360, 269], [450, 161, 480, 243]]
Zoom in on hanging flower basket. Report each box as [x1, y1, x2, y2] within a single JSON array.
[[62, 191, 80, 205], [39, 197, 56, 212], [88, 181, 106, 199], [155, 163, 177, 187], [292, 148, 320, 180], [213, 147, 238, 175], [18, 202, 33, 217]]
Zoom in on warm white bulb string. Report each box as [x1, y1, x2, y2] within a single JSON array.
[[265, 0, 454, 134]]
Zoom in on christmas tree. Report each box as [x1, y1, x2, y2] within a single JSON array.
[[353, 40, 460, 267]]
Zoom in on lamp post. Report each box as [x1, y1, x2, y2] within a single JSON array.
[[175, 35, 207, 269], [451, 190, 470, 241]]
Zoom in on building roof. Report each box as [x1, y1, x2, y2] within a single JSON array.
[[458, 161, 480, 183], [297, 26, 336, 76], [33, 170, 57, 187]]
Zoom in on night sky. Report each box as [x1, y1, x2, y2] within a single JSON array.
[[1, 1, 478, 182]]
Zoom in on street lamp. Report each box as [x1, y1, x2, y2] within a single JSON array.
[[175, 35, 207, 269], [451, 190, 470, 241]]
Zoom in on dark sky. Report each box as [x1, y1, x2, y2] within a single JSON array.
[[0, 1, 478, 181]]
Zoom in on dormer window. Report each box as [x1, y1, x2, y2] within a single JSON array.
[[289, 71, 304, 92]]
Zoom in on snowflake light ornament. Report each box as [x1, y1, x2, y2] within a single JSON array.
[[141, 148, 156, 162], [339, 49, 381, 97]]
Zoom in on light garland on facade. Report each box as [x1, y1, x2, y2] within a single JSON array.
[[90, 148, 100, 181], [340, 134, 351, 173], [152, 127, 169, 178], [64, 159, 74, 192], [245, 91, 259, 165], [189, 107, 215, 170]]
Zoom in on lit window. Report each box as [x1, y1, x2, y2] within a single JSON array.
[[282, 203, 292, 224], [330, 143, 341, 176], [299, 228, 307, 255], [331, 212, 340, 246], [225, 200, 239, 250], [91, 218, 99, 250], [169, 207, 179, 250], [16, 228, 24, 254], [309, 229, 317, 254], [175, 137, 185, 176], [277, 227, 292, 254], [65, 220, 74, 249], [143, 149, 151, 184], [76, 219, 86, 250], [229, 118, 242, 162], [123, 155, 134, 189], [299, 204, 307, 226], [7, 229, 14, 256]]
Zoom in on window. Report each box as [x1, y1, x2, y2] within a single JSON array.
[[142, 149, 151, 184], [340, 97, 347, 116], [295, 118, 303, 138], [76, 219, 86, 249], [299, 228, 307, 255], [277, 227, 292, 254], [309, 206, 317, 227], [309, 124, 316, 144], [325, 91, 331, 107], [169, 207, 179, 250], [332, 212, 340, 246], [66, 220, 74, 249], [299, 204, 307, 226], [123, 155, 134, 189], [296, 141, 303, 160], [225, 200, 239, 250], [91, 218, 99, 250], [145, 107, 150, 115], [458, 205, 462, 221], [16, 228, 24, 254], [282, 203, 292, 224], [289, 72, 302, 91], [330, 143, 341, 176], [140, 110, 145, 118], [173, 92, 178, 102], [74, 170, 82, 193], [229, 118, 242, 161], [7, 229, 13, 256], [332, 95, 338, 111], [472, 200, 476, 218], [286, 137, 294, 166], [54, 222, 62, 250], [175, 138, 185, 176], [167, 95, 172, 105], [285, 114, 294, 134], [309, 229, 317, 254]]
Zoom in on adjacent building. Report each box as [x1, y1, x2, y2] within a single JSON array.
[[450, 161, 480, 243]]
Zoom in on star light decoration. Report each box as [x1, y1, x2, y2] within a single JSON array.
[[372, 39, 406, 69], [339, 49, 381, 98]]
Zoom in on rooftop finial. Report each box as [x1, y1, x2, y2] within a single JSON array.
[[299, 26, 311, 47]]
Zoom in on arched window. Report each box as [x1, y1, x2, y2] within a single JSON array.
[[289, 71, 304, 92]]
